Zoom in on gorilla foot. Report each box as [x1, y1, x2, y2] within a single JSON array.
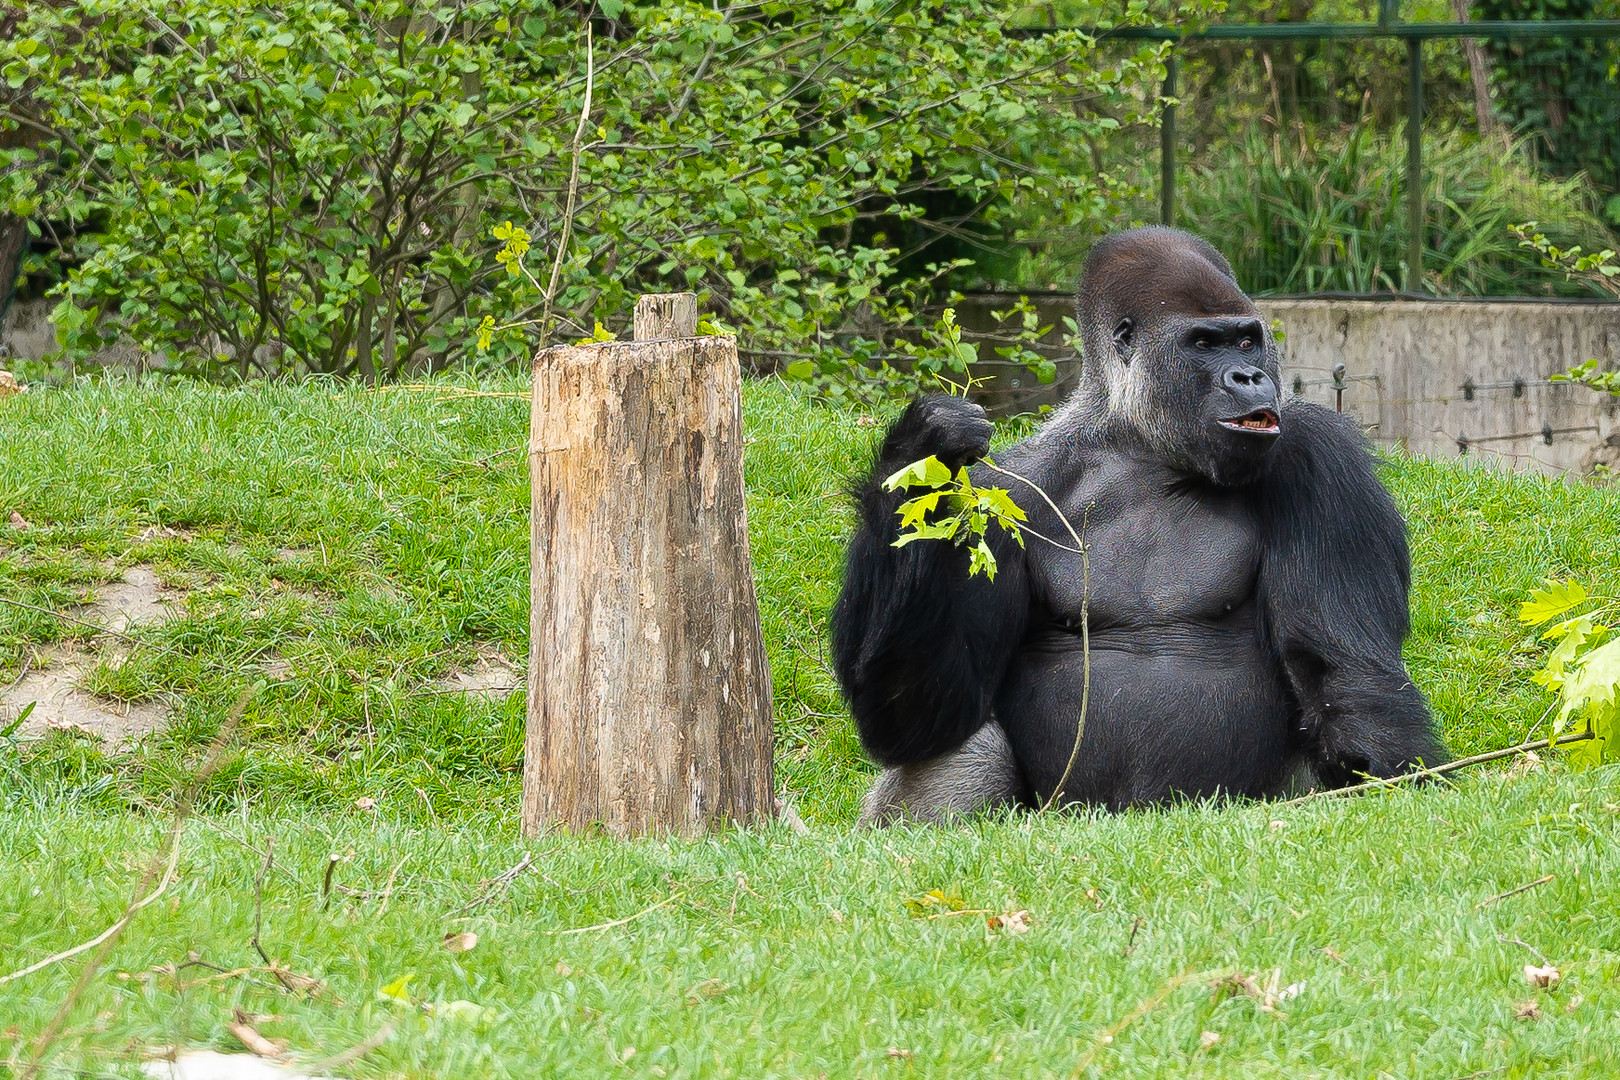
[[859, 721, 1028, 826]]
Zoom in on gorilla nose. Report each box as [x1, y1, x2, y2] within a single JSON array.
[[1222, 365, 1272, 392]]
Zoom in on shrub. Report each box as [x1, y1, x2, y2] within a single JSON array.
[[0, 0, 1195, 389]]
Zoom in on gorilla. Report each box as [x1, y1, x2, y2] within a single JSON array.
[[830, 227, 1445, 823]]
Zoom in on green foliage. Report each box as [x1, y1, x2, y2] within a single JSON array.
[[1514, 223, 1620, 392], [0, 0, 1193, 387], [1517, 579, 1620, 767], [1181, 120, 1619, 296], [1551, 358, 1620, 395], [1477, 0, 1620, 212], [881, 454, 1027, 580]]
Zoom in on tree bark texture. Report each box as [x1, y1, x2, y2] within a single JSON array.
[[1449, 0, 1501, 138], [524, 313, 773, 837]]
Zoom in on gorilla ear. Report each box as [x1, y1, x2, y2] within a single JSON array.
[[1112, 318, 1134, 360]]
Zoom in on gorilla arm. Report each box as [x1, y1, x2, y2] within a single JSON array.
[[830, 397, 1032, 768], [1256, 402, 1447, 785]]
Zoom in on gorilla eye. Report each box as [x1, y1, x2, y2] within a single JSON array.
[[1112, 319, 1133, 354], [1239, 337, 1255, 350]]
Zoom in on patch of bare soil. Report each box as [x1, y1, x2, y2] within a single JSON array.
[[1, 646, 167, 744], [80, 564, 182, 632], [437, 644, 522, 699], [0, 564, 182, 743]]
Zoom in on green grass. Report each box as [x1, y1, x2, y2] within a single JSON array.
[[2, 376, 1619, 1076], [5, 776, 1620, 1077]]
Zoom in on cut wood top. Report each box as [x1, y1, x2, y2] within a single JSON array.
[[633, 293, 699, 341]]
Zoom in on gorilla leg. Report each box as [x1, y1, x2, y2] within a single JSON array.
[[859, 721, 1029, 826]]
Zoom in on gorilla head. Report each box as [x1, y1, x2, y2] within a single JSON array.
[[1069, 227, 1282, 486]]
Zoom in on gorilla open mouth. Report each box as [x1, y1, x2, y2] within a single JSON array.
[[1219, 409, 1280, 434]]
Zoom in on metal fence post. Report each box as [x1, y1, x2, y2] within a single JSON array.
[[1407, 36, 1424, 293], [1160, 51, 1177, 227]]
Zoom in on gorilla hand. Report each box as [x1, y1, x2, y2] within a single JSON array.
[[881, 394, 993, 472]]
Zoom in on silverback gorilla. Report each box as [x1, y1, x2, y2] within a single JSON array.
[[831, 227, 1445, 823]]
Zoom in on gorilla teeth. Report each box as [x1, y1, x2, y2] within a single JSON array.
[[1221, 410, 1280, 433]]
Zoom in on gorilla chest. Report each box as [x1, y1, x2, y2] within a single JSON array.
[[1031, 469, 1261, 626]]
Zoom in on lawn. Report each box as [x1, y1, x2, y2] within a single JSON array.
[[1, 376, 1619, 1077]]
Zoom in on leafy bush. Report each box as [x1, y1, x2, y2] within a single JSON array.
[[0, 0, 1191, 389]]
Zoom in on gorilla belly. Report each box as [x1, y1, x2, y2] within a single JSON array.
[[996, 625, 1294, 810]]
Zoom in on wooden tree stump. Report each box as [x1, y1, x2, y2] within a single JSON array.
[[524, 293, 774, 837]]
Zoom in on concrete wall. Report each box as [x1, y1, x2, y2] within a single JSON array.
[[955, 293, 1620, 477], [1, 297, 145, 373], [2, 297, 59, 365], [1263, 298, 1620, 476]]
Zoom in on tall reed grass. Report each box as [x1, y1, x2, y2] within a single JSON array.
[[1180, 120, 1618, 296]]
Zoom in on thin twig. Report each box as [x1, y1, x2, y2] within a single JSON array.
[[321, 853, 342, 912], [1067, 967, 1217, 1078], [547, 892, 683, 936], [1497, 934, 1549, 965], [976, 462, 1096, 813], [983, 459, 1096, 814], [452, 852, 535, 916], [374, 854, 411, 920], [1476, 875, 1555, 910], [536, 25, 594, 351], [0, 841, 182, 987], [0, 596, 138, 643], [1042, 504, 1092, 813], [1281, 731, 1596, 806], [299, 1022, 396, 1075], [249, 839, 301, 994]]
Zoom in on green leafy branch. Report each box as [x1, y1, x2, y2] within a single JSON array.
[[1513, 222, 1620, 396], [1550, 358, 1620, 397], [1517, 578, 1620, 767], [880, 455, 1028, 581]]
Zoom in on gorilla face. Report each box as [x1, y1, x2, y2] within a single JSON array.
[[1075, 228, 1283, 486]]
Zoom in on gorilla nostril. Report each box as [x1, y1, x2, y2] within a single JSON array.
[[1223, 366, 1269, 390]]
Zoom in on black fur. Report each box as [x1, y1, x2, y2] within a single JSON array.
[[831, 226, 1445, 813]]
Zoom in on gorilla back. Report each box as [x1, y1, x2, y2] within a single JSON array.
[[831, 227, 1445, 822]]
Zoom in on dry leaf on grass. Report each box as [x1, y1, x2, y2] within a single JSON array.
[[1199, 1031, 1221, 1049], [0, 371, 20, 397], [353, 797, 376, 811], [1505, 749, 1543, 777], [1515, 1000, 1542, 1021], [441, 931, 478, 954], [1524, 963, 1561, 988], [985, 910, 1032, 935], [684, 978, 729, 1006], [8, 511, 29, 529], [886, 1047, 913, 1060], [1212, 970, 1305, 1014]]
